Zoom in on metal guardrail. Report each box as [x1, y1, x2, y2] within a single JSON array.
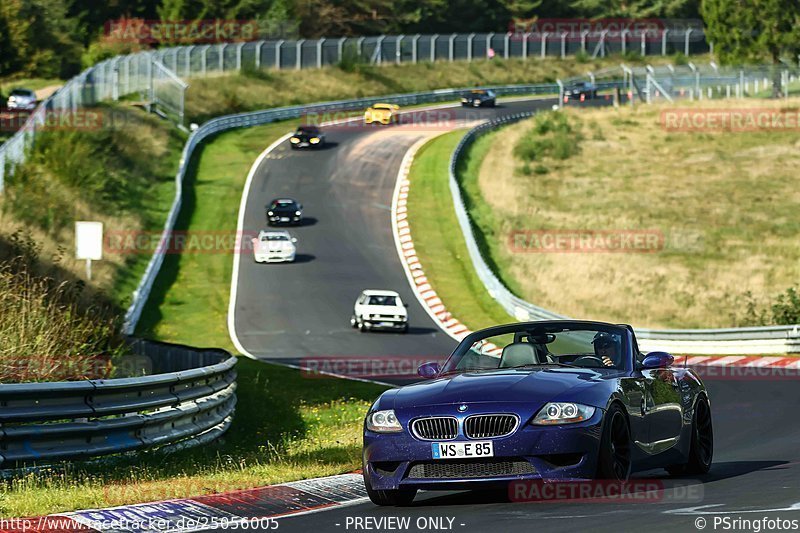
[[0, 339, 236, 467], [448, 113, 800, 354], [121, 83, 565, 333]]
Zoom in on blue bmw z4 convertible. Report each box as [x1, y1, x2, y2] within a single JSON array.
[[362, 320, 713, 506]]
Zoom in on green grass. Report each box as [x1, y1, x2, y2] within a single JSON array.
[[405, 131, 513, 331]]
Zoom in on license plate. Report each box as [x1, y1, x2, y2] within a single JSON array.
[[432, 441, 493, 459], [280, 217, 289, 222], [379, 322, 394, 326]]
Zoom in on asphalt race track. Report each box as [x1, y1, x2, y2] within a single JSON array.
[[229, 98, 800, 531]]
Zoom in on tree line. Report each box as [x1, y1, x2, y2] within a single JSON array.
[[0, 0, 798, 82]]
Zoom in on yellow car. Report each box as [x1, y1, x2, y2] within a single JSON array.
[[364, 103, 400, 125]]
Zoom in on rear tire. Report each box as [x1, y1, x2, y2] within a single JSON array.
[[666, 397, 713, 476], [595, 404, 632, 480], [364, 477, 416, 506]]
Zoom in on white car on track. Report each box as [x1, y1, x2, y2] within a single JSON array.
[[252, 230, 297, 263], [351, 290, 408, 333]]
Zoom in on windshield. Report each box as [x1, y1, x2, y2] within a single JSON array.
[[263, 234, 290, 241], [441, 323, 627, 374], [11, 89, 34, 97], [271, 200, 295, 209], [373, 104, 392, 110], [296, 127, 318, 135], [367, 295, 397, 306]]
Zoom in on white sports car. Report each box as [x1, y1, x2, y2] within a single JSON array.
[[351, 290, 408, 333], [252, 230, 296, 263]]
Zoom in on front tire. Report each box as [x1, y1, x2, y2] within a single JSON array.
[[364, 477, 416, 506], [666, 397, 713, 476], [596, 404, 632, 480]]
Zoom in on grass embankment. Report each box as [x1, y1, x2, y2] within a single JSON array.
[[459, 100, 800, 329], [405, 131, 513, 331], [185, 55, 691, 123]]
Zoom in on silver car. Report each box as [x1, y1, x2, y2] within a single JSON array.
[[7, 89, 37, 111]]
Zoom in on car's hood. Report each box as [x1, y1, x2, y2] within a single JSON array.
[[269, 207, 298, 215], [367, 108, 392, 116], [386, 368, 614, 410], [360, 304, 406, 316], [254, 240, 295, 253]]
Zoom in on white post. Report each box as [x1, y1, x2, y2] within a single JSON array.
[[485, 33, 494, 58], [337, 37, 346, 63], [662, 29, 669, 56], [275, 40, 284, 69], [357, 36, 365, 58], [540, 32, 548, 59], [448, 34, 456, 61], [185, 46, 193, 77], [236, 42, 244, 71], [685, 29, 693, 56], [296, 39, 305, 69], [467, 33, 475, 61], [396, 35, 404, 64], [317, 38, 325, 68], [201, 45, 208, 76], [430, 34, 438, 62], [219, 44, 225, 72], [412, 34, 421, 63], [640, 30, 646, 56], [621, 29, 629, 55], [375, 35, 386, 64], [255, 41, 263, 69], [561, 32, 567, 58], [522, 32, 530, 59], [581, 30, 589, 53], [504, 32, 511, 59]]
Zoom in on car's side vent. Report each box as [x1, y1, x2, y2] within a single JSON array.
[[464, 414, 519, 439], [411, 417, 458, 440]]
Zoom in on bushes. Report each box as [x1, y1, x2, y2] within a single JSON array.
[[513, 111, 582, 166]]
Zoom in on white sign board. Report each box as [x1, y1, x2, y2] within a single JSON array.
[[75, 221, 103, 260]]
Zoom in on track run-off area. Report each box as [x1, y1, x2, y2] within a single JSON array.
[[219, 97, 800, 532]]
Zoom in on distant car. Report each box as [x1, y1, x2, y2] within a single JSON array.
[[351, 290, 408, 333], [365, 103, 400, 125], [563, 81, 598, 100], [266, 198, 303, 226], [6, 88, 37, 111], [290, 125, 325, 149], [461, 89, 496, 107], [252, 230, 297, 263]]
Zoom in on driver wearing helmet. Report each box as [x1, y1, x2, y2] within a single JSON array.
[[593, 332, 621, 368]]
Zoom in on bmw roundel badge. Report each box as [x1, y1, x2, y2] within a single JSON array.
[[457, 404, 468, 412]]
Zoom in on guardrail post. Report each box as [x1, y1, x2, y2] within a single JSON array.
[[448, 33, 456, 61], [296, 39, 305, 69], [396, 35, 404, 64], [685, 29, 693, 56], [662, 29, 669, 56], [540, 32, 548, 58], [561, 32, 567, 58], [412, 34, 420, 63], [275, 40, 284, 69], [317, 38, 325, 68], [430, 34, 438, 62], [467, 33, 475, 61]]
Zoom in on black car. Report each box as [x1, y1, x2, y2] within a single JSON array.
[[289, 125, 325, 149], [461, 89, 496, 107], [563, 81, 598, 100], [267, 198, 303, 225]]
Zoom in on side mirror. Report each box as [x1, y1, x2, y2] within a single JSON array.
[[641, 351, 674, 369], [417, 362, 441, 379]]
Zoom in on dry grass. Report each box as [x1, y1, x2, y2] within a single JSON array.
[[471, 98, 800, 328]]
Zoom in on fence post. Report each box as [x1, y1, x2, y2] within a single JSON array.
[[641, 30, 647, 56], [662, 29, 669, 56], [201, 45, 207, 75], [317, 38, 325, 68], [357, 36, 365, 58], [448, 34, 456, 62], [412, 34, 420, 63], [430, 34, 438, 62], [219, 44, 225, 72], [556, 79, 564, 108], [504, 32, 511, 59], [621, 29, 629, 55], [581, 30, 588, 53], [236, 42, 244, 72], [255, 41, 263, 69], [275, 40, 284, 69], [485, 33, 494, 58], [375, 35, 386, 64], [540, 32, 548, 59], [337, 37, 346, 63], [467, 33, 475, 61], [185, 45, 193, 77], [685, 29, 693, 56], [296, 39, 305, 69], [396, 35, 404, 64], [561, 32, 567, 58]]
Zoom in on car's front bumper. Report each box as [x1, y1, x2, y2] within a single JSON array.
[[268, 215, 301, 225], [7, 102, 36, 111], [255, 253, 295, 263], [362, 319, 407, 331], [364, 409, 604, 491]]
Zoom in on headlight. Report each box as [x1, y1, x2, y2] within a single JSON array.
[[531, 402, 595, 425], [290, 137, 300, 143], [309, 137, 320, 144], [461, 98, 468, 102], [267, 211, 274, 216], [366, 409, 402, 432], [295, 210, 301, 215], [9, 96, 16, 102]]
